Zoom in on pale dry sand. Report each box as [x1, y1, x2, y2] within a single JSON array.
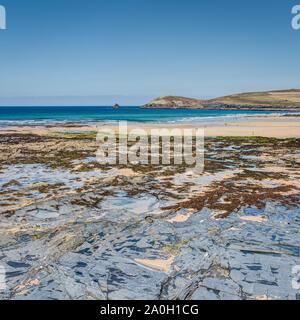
[[135, 256, 175, 273], [1, 115, 300, 138], [250, 294, 268, 300], [240, 216, 267, 223], [167, 208, 197, 223], [203, 121, 300, 138], [103, 117, 300, 138]]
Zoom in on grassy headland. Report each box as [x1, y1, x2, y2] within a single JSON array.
[[142, 89, 300, 110]]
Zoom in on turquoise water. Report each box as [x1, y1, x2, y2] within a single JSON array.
[[0, 106, 298, 126]]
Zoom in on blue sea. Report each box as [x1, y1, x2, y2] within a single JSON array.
[[0, 106, 298, 127]]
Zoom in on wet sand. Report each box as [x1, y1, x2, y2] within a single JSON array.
[[1, 115, 300, 138]]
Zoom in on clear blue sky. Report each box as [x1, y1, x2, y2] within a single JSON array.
[[0, 0, 300, 105]]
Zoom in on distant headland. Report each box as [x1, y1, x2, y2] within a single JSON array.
[[142, 89, 300, 111]]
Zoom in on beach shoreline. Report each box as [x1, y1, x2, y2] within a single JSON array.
[[0, 114, 299, 138]]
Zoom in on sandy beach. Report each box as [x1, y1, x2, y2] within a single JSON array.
[[1, 115, 300, 138]]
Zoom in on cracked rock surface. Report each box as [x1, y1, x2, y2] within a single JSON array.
[[0, 134, 299, 300]]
